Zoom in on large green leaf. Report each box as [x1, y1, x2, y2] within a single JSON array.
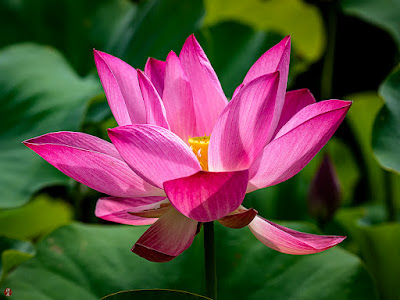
[[102, 289, 211, 300], [346, 92, 386, 202], [203, 0, 325, 64], [0, 237, 34, 283], [0, 222, 377, 299], [0, 44, 101, 208], [341, 0, 400, 48], [372, 66, 400, 173], [336, 208, 400, 300], [357, 223, 400, 300], [0, 0, 133, 75], [0, 195, 73, 240]]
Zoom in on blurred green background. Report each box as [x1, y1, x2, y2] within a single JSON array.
[[0, 0, 399, 299]]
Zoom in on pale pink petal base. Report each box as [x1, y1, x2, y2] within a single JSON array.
[[95, 197, 166, 225], [132, 208, 198, 262], [164, 170, 249, 222], [249, 216, 345, 255]]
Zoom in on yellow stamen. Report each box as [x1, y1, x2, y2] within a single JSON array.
[[188, 135, 210, 171]]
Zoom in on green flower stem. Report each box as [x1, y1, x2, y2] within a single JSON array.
[[204, 221, 217, 299]]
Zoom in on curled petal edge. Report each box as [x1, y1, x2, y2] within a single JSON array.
[[249, 216, 346, 255]]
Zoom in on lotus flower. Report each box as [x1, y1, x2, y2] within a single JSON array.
[[24, 35, 350, 262]]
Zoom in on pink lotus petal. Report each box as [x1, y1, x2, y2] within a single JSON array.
[[249, 216, 345, 254], [248, 100, 352, 191], [275, 100, 351, 139], [209, 72, 280, 172], [180, 34, 228, 135], [24, 132, 163, 197], [231, 83, 244, 99], [108, 125, 201, 189], [235, 36, 291, 136], [94, 50, 145, 126], [137, 70, 170, 129], [144, 57, 166, 97], [23, 131, 122, 159], [132, 208, 198, 262], [164, 170, 249, 222], [273, 88, 316, 137], [218, 206, 258, 229], [95, 196, 167, 225], [163, 51, 197, 142], [242, 36, 291, 86]]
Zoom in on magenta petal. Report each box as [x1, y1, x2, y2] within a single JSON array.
[[24, 132, 163, 197], [180, 34, 228, 135], [248, 100, 352, 191], [164, 170, 249, 222], [137, 70, 170, 129], [108, 125, 201, 189], [242, 36, 291, 85], [236, 36, 291, 134], [95, 196, 166, 225], [209, 72, 280, 171], [144, 57, 166, 96], [94, 50, 145, 125], [23, 131, 122, 159], [163, 51, 197, 142], [132, 208, 198, 262], [249, 216, 345, 254], [273, 88, 316, 137]]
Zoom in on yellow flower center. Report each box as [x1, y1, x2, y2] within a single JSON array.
[[188, 135, 210, 171]]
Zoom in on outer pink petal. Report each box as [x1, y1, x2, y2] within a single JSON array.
[[273, 88, 316, 137], [249, 216, 345, 254], [132, 208, 198, 262], [209, 72, 280, 172], [242, 36, 291, 85], [23, 132, 163, 197], [23, 131, 122, 159], [164, 170, 249, 222], [235, 36, 291, 136], [163, 51, 197, 142], [108, 125, 201, 189], [248, 100, 352, 192], [179, 34, 228, 135], [144, 57, 166, 97], [94, 50, 145, 126], [137, 70, 170, 129], [95, 196, 166, 225]]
